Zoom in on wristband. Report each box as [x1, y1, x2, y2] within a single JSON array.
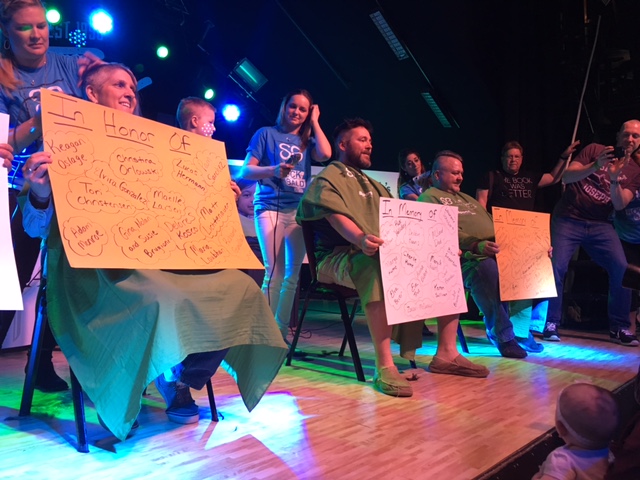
[[610, 179, 620, 186]]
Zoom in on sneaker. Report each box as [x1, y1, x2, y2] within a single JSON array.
[[542, 322, 561, 342], [610, 329, 639, 347], [497, 339, 528, 359], [154, 374, 200, 424], [515, 332, 544, 353], [373, 366, 413, 397]]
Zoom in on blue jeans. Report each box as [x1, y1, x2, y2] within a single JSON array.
[[179, 349, 229, 390], [547, 216, 631, 330], [462, 257, 515, 343]]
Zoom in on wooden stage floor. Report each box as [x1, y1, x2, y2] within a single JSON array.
[[1, 301, 638, 480]]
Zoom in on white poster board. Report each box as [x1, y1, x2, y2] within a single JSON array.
[[379, 198, 466, 325], [0, 112, 24, 310], [493, 207, 557, 301]]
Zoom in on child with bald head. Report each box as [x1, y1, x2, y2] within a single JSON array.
[[533, 383, 619, 480]]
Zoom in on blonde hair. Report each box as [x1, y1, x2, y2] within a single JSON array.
[[176, 96, 215, 129], [0, 0, 45, 93], [81, 62, 137, 95]]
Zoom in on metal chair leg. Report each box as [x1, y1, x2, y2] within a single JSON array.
[[206, 380, 221, 421], [69, 368, 89, 453], [339, 299, 360, 357], [338, 297, 365, 382], [19, 280, 47, 417], [457, 323, 469, 354], [286, 289, 313, 366]]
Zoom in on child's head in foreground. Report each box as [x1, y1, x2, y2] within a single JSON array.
[[556, 383, 619, 449]]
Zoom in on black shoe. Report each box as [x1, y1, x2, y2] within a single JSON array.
[[98, 415, 140, 439], [422, 325, 434, 337], [154, 374, 199, 424], [610, 329, 639, 347], [34, 371, 69, 393], [26, 350, 69, 392], [497, 339, 528, 358], [515, 332, 544, 353], [542, 322, 561, 342]]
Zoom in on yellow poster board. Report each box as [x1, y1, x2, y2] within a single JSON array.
[[493, 206, 556, 301], [41, 89, 263, 270]]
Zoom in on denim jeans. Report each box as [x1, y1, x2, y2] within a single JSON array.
[[179, 349, 229, 390], [462, 257, 515, 343], [547, 216, 631, 330]]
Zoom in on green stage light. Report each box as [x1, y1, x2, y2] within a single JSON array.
[[156, 46, 169, 59], [46, 8, 61, 24]]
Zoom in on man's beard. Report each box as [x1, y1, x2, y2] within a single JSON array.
[[346, 151, 371, 169]]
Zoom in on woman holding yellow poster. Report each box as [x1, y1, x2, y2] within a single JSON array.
[[20, 63, 287, 441]]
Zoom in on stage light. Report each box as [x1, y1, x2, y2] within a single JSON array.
[[156, 46, 169, 59], [46, 8, 61, 24], [204, 88, 215, 100], [68, 29, 87, 48], [370, 11, 408, 60], [89, 9, 113, 35], [421, 92, 456, 128], [231, 58, 267, 92], [222, 104, 240, 122]]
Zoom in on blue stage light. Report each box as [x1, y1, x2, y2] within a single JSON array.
[[222, 104, 241, 122], [204, 88, 215, 100], [89, 9, 113, 34], [68, 29, 87, 47]]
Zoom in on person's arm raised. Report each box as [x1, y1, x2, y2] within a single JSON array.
[[538, 140, 581, 187], [308, 104, 332, 163], [562, 146, 614, 184]]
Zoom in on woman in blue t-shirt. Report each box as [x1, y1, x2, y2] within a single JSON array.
[[0, 0, 101, 393], [239, 89, 331, 341], [397, 148, 430, 200], [0, 0, 101, 152]]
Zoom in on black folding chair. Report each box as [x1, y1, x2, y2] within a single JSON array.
[[286, 221, 365, 382]]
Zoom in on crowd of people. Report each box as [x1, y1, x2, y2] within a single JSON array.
[[0, 0, 639, 476]]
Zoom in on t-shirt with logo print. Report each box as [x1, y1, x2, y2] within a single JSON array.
[[553, 143, 640, 222], [478, 169, 544, 212], [246, 126, 315, 213], [0, 52, 83, 152]]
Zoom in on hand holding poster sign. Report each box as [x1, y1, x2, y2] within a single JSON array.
[[379, 198, 466, 325], [492, 206, 556, 301], [40, 89, 262, 270]]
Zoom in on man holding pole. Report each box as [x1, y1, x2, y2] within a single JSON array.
[[543, 120, 640, 345]]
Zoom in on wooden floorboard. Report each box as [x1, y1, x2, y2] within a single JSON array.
[[0, 301, 638, 480]]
